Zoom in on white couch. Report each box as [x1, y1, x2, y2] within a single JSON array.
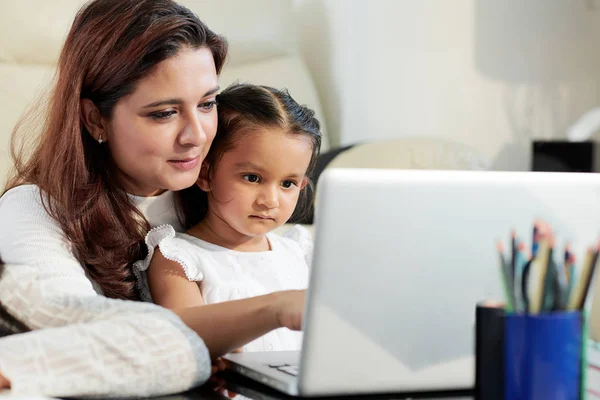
[[0, 0, 490, 192]]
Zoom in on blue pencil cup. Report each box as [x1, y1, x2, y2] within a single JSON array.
[[504, 311, 582, 400]]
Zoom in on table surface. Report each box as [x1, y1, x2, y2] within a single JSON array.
[[149, 372, 474, 400], [0, 372, 473, 400]]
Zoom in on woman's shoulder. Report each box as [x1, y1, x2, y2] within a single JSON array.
[[0, 184, 42, 204], [0, 184, 51, 219]]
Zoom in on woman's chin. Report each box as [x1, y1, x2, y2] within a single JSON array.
[[167, 181, 197, 192], [163, 172, 202, 191]]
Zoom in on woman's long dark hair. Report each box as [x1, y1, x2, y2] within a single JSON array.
[[4, 0, 228, 300], [176, 83, 322, 229]]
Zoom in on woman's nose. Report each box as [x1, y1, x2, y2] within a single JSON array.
[[179, 114, 207, 147]]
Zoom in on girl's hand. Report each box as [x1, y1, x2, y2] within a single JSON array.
[[0, 372, 9, 389], [271, 289, 305, 331], [211, 348, 242, 375]]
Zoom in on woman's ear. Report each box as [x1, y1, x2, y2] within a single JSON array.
[[81, 99, 107, 143], [196, 162, 211, 192]]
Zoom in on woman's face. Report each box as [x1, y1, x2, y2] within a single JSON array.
[[106, 47, 219, 196]]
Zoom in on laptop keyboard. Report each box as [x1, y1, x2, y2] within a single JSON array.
[[268, 363, 298, 376]]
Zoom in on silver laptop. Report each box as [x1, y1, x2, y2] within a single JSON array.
[[223, 168, 600, 397]]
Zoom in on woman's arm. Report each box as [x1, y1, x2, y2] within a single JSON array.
[[0, 186, 211, 397], [1, 260, 301, 397], [0, 263, 211, 398], [148, 249, 304, 358]]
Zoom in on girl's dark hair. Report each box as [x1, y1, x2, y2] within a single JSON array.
[[4, 0, 227, 300], [177, 83, 322, 228]]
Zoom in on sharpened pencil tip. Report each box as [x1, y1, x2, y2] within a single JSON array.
[[496, 241, 505, 253]]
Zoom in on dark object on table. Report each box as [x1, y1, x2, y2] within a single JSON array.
[[532, 140, 595, 173], [475, 302, 505, 400]]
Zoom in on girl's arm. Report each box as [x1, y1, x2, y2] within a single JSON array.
[[175, 290, 304, 359], [148, 249, 304, 358], [146, 248, 206, 308]]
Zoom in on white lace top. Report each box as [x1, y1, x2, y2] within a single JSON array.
[[0, 185, 208, 398], [134, 224, 313, 352]]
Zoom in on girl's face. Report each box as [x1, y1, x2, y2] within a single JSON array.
[[199, 127, 313, 241], [100, 47, 219, 196]]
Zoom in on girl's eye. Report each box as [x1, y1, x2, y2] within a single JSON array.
[[150, 110, 176, 120], [243, 174, 260, 183], [281, 180, 297, 189], [199, 100, 216, 111]]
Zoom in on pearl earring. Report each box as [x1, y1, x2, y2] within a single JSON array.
[[98, 135, 103, 144]]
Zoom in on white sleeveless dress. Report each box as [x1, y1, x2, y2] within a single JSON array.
[[134, 224, 313, 352]]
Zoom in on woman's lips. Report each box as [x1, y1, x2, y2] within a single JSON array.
[[167, 156, 200, 171]]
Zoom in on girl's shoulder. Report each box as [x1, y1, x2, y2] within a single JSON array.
[[269, 224, 314, 266], [134, 224, 214, 301], [134, 225, 209, 276]]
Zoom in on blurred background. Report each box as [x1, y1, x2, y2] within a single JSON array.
[[294, 0, 600, 171], [2, 0, 600, 186]]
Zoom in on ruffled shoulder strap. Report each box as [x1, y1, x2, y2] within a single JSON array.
[[133, 225, 204, 302]]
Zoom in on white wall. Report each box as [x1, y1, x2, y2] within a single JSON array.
[[293, 0, 600, 170]]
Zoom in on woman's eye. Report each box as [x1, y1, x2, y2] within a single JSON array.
[[199, 100, 216, 111], [281, 180, 296, 189], [150, 110, 176, 120], [243, 174, 260, 183]]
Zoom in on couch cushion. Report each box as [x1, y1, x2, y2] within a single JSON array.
[[0, 0, 84, 65], [0, 64, 55, 187], [219, 55, 329, 151], [179, 0, 297, 65], [327, 138, 491, 171], [0, 0, 296, 67]]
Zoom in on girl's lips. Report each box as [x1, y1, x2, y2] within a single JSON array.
[[250, 215, 275, 221], [167, 156, 200, 171]]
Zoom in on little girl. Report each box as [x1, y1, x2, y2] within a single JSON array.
[[134, 83, 322, 353]]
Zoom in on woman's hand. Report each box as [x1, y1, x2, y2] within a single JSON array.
[[0, 372, 10, 389], [211, 348, 241, 375], [270, 289, 305, 331]]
